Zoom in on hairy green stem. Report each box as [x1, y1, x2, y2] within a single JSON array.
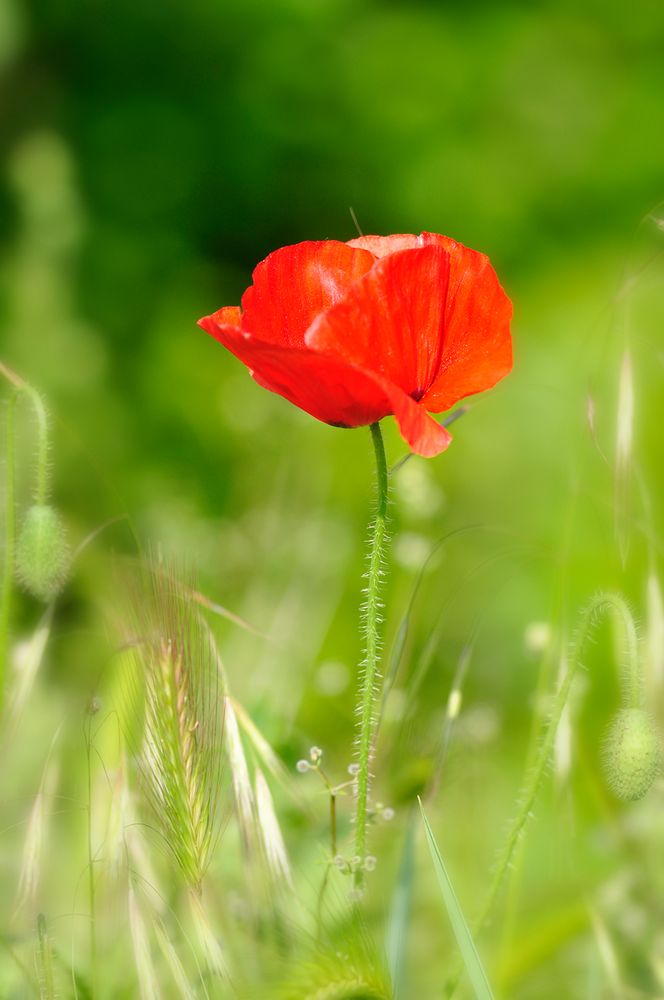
[[445, 591, 642, 998], [353, 421, 389, 891]]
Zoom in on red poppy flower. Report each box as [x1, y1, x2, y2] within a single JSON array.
[[198, 233, 512, 457]]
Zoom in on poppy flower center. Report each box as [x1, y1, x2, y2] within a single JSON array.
[[410, 387, 426, 402]]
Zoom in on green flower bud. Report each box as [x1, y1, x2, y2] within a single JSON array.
[[602, 708, 660, 801], [15, 504, 71, 602]]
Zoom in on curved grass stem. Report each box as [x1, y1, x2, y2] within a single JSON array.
[[353, 421, 389, 891], [0, 362, 51, 506], [0, 391, 18, 715], [85, 718, 98, 999], [1, 364, 53, 714], [445, 590, 642, 998]]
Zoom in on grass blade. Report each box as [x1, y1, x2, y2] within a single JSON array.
[[418, 799, 494, 1000], [386, 808, 416, 998]]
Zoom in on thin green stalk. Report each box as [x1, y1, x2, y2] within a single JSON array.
[[445, 591, 641, 998], [330, 789, 337, 858], [85, 720, 97, 999], [353, 421, 389, 891], [37, 913, 56, 1000], [313, 765, 339, 933], [0, 391, 18, 715]]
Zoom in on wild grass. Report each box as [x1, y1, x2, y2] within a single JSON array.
[[1, 274, 663, 1000], [119, 558, 225, 895]]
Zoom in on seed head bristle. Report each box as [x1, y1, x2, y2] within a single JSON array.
[[128, 883, 161, 999], [254, 767, 292, 888], [224, 694, 256, 849]]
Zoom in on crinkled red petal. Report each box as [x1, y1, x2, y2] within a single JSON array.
[[198, 316, 390, 427], [198, 316, 453, 456], [373, 377, 452, 457], [305, 245, 450, 400], [206, 305, 242, 328], [239, 240, 375, 348], [417, 233, 513, 411]]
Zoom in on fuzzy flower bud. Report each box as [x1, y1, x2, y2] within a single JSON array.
[[15, 504, 71, 602], [602, 708, 660, 801]]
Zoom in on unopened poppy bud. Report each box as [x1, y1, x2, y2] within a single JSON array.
[[602, 708, 660, 801], [15, 504, 71, 602]]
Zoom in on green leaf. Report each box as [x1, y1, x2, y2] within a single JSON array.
[[418, 799, 495, 1000]]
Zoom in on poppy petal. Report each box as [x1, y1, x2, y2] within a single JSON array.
[[376, 379, 453, 457], [198, 315, 391, 428], [206, 305, 242, 328], [240, 241, 375, 348], [346, 234, 420, 258], [417, 234, 513, 411], [305, 245, 450, 399]]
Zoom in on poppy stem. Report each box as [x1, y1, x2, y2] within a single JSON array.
[[353, 421, 389, 891]]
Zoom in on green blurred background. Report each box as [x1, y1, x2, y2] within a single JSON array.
[[1, 0, 664, 996]]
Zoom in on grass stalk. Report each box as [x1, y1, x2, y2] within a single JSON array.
[[0, 390, 18, 715], [1, 363, 53, 712], [353, 421, 389, 891], [445, 591, 642, 998], [484, 593, 640, 918], [85, 718, 98, 999], [0, 362, 51, 504], [36, 913, 57, 1000]]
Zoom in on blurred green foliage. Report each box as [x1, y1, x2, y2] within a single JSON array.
[[1, 0, 664, 996]]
